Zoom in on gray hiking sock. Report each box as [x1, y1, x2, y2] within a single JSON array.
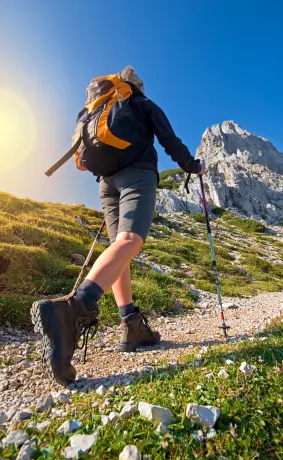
[[119, 303, 135, 319], [75, 279, 104, 310]]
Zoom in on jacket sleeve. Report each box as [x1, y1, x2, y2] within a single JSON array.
[[142, 98, 201, 173]]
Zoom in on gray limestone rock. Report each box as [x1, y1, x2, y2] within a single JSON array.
[[119, 445, 141, 460], [186, 403, 220, 427], [155, 121, 283, 223]]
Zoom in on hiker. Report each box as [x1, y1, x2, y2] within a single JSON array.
[[31, 66, 205, 385]]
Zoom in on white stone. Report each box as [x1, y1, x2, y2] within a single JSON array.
[[156, 422, 168, 434], [63, 446, 79, 459], [192, 430, 205, 442], [70, 430, 100, 454], [36, 420, 51, 431], [0, 410, 7, 423], [225, 359, 234, 366], [206, 428, 217, 439], [13, 411, 32, 421], [239, 362, 251, 374], [218, 369, 229, 379], [96, 384, 107, 396], [108, 412, 120, 423], [35, 395, 54, 412], [205, 373, 214, 380], [119, 445, 141, 460], [138, 402, 173, 425], [101, 415, 110, 426], [51, 391, 70, 404], [120, 403, 138, 420], [16, 439, 35, 460], [2, 430, 29, 447], [57, 419, 82, 435], [186, 403, 220, 427]]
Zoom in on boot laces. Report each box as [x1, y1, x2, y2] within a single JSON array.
[[140, 310, 154, 335], [77, 315, 98, 364]]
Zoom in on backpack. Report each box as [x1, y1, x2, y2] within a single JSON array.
[[45, 73, 148, 178]]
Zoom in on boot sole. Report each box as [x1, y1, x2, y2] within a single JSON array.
[[31, 300, 74, 386], [119, 337, 160, 353]]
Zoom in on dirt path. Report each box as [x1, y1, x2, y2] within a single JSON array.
[[1, 291, 283, 412]]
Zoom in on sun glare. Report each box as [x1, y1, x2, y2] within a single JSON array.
[[0, 90, 36, 171]]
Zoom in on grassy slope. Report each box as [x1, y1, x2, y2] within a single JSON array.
[[1, 191, 283, 329], [1, 322, 282, 459]]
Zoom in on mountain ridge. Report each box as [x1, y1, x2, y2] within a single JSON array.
[[156, 121, 283, 223]]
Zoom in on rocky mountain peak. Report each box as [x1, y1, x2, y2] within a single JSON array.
[[198, 121, 283, 175], [156, 121, 283, 223]]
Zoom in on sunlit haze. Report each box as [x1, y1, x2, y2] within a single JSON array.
[[0, 90, 36, 171]]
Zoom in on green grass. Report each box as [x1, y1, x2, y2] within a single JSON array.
[[1, 191, 283, 328], [220, 213, 266, 233], [1, 322, 283, 459], [158, 168, 183, 191]]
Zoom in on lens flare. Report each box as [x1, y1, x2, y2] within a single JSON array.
[[0, 90, 36, 171]]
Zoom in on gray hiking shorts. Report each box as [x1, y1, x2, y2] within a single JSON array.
[[100, 169, 157, 243]]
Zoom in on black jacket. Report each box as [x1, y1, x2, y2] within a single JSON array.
[[128, 84, 201, 175]]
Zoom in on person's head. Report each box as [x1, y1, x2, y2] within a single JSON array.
[[120, 65, 144, 93]]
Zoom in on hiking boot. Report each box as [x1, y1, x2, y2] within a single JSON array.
[[30, 293, 99, 386], [119, 307, 160, 352]]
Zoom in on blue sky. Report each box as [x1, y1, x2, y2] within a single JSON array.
[[0, 0, 282, 209]]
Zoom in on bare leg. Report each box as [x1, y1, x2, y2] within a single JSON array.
[[86, 232, 142, 292], [112, 265, 132, 307]]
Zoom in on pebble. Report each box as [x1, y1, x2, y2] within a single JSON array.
[[51, 391, 70, 404], [96, 384, 107, 396], [13, 356, 25, 364], [13, 411, 32, 421], [206, 428, 217, 439], [222, 302, 239, 310], [2, 430, 29, 447], [69, 430, 100, 454], [57, 419, 82, 435], [225, 359, 234, 366], [119, 445, 141, 460], [101, 415, 110, 426], [205, 373, 214, 380], [239, 362, 252, 374], [218, 369, 229, 379], [186, 403, 220, 428], [192, 430, 205, 442], [35, 395, 54, 413], [109, 412, 120, 423], [36, 420, 51, 431], [0, 411, 7, 423], [138, 402, 173, 425], [63, 446, 79, 459], [120, 403, 138, 420], [16, 439, 35, 460], [156, 422, 168, 434]]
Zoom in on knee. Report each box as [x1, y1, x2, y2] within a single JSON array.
[[116, 232, 143, 255]]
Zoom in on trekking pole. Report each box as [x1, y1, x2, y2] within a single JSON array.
[[185, 164, 230, 339], [73, 219, 105, 291]]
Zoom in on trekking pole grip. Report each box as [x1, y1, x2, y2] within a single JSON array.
[[184, 159, 201, 193]]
